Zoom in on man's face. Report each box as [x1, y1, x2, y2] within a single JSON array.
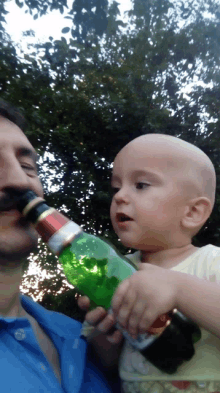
[[0, 118, 44, 263], [110, 142, 188, 252]]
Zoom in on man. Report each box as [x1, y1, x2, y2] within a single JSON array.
[[0, 100, 111, 392]]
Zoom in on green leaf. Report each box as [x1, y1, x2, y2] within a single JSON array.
[[24, 54, 33, 62], [61, 27, 70, 34], [15, 0, 24, 8]]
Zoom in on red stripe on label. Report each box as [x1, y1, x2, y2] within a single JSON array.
[[147, 313, 171, 334], [36, 211, 69, 243]]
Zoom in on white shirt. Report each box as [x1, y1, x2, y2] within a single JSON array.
[[119, 245, 220, 385]]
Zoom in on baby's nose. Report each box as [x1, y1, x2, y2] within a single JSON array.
[[114, 188, 130, 204]]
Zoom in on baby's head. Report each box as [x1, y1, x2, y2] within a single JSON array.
[[110, 134, 216, 252]]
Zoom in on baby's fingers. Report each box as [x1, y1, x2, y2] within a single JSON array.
[[127, 300, 147, 338], [114, 287, 137, 330], [139, 309, 164, 334], [111, 279, 130, 314], [139, 310, 153, 334]]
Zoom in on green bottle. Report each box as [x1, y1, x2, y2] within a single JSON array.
[[15, 189, 201, 374]]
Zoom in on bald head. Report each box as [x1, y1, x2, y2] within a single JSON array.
[[117, 134, 216, 209]]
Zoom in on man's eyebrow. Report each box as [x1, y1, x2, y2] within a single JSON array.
[[18, 147, 39, 163]]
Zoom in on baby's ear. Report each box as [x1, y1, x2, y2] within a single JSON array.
[[181, 197, 212, 231]]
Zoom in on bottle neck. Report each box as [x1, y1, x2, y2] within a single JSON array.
[[22, 198, 82, 256], [24, 199, 51, 224]]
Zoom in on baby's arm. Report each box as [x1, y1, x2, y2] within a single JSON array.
[[111, 263, 220, 339], [78, 264, 220, 371]]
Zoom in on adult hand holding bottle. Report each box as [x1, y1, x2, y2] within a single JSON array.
[[78, 295, 124, 374], [78, 295, 124, 345]]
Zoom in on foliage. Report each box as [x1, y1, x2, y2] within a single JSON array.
[[1, 0, 220, 317], [2, 0, 109, 40]]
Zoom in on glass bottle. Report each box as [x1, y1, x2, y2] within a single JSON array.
[[15, 189, 201, 374]]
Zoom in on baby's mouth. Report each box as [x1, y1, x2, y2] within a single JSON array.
[[116, 213, 133, 223]]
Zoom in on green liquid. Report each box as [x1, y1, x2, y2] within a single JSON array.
[[59, 234, 124, 309]]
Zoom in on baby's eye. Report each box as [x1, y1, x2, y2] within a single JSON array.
[[136, 182, 150, 190]]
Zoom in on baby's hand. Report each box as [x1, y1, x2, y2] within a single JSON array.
[[111, 264, 179, 339], [78, 296, 123, 344]]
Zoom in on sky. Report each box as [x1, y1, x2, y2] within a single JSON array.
[[5, 0, 132, 43]]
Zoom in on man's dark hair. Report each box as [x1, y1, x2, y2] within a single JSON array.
[[0, 99, 27, 131]]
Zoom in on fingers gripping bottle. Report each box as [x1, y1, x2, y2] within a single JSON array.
[[16, 190, 201, 374]]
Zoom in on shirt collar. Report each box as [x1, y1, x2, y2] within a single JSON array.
[[20, 294, 82, 339], [0, 294, 82, 340]]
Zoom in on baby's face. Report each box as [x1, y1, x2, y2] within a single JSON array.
[[110, 141, 188, 251]]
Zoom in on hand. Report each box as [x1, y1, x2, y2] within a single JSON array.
[[78, 296, 123, 344], [111, 263, 180, 339]]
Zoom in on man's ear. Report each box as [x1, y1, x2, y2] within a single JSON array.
[[181, 197, 212, 231]]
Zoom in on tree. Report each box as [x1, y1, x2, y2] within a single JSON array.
[[1, 0, 220, 317], [2, 0, 108, 40]]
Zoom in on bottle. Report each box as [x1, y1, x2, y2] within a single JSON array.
[[15, 189, 201, 374]]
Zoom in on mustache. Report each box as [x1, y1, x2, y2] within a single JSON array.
[[0, 189, 29, 212]]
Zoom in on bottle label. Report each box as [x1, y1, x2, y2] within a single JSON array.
[[108, 309, 157, 350], [115, 322, 157, 349], [48, 221, 82, 255], [108, 309, 171, 350], [36, 209, 70, 243]]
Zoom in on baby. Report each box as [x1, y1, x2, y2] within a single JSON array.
[[79, 134, 220, 393]]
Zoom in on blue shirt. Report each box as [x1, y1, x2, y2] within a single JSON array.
[[0, 294, 112, 393]]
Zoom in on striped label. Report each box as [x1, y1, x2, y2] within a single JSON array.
[[36, 210, 70, 243], [48, 221, 82, 255]]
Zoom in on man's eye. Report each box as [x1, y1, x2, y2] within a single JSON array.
[[136, 182, 150, 190], [21, 164, 36, 171]]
